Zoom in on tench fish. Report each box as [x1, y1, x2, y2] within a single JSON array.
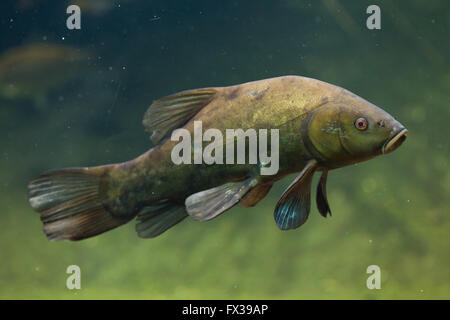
[[28, 76, 408, 241]]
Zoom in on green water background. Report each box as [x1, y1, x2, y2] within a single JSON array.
[[0, 0, 448, 299]]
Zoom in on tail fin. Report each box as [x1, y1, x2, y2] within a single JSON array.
[[28, 167, 131, 241]]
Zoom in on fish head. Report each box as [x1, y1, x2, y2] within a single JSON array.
[[305, 90, 407, 168]]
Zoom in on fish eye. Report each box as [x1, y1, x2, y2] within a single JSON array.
[[354, 117, 368, 131]]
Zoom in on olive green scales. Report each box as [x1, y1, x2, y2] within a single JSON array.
[[28, 76, 408, 241]]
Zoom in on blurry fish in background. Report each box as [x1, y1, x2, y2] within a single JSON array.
[[0, 43, 90, 108], [68, 0, 135, 16], [68, 0, 115, 16], [16, 0, 134, 15], [16, 0, 50, 11]]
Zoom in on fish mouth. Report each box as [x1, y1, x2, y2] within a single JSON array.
[[382, 128, 408, 154]]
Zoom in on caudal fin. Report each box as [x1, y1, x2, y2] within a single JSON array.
[[28, 167, 131, 241]]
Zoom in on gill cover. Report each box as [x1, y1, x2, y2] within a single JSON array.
[[302, 103, 350, 165]]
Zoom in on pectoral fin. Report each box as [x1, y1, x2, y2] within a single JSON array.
[[316, 170, 332, 217], [274, 160, 317, 230], [185, 178, 258, 221]]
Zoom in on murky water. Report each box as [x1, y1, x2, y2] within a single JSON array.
[[0, 0, 448, 299]]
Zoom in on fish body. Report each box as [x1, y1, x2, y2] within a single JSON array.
[[107, 77, 328, 203], [28, 76, 408, 241]]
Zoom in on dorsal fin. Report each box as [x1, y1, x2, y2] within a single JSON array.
[[143, 88, 217, 144]]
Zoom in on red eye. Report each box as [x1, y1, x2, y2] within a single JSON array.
[[355, 117, 368, 130]]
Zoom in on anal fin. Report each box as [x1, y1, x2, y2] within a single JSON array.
[[136, 203, 187, 238]]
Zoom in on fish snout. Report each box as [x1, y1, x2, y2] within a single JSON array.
[[382, 123, 408, 154]]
